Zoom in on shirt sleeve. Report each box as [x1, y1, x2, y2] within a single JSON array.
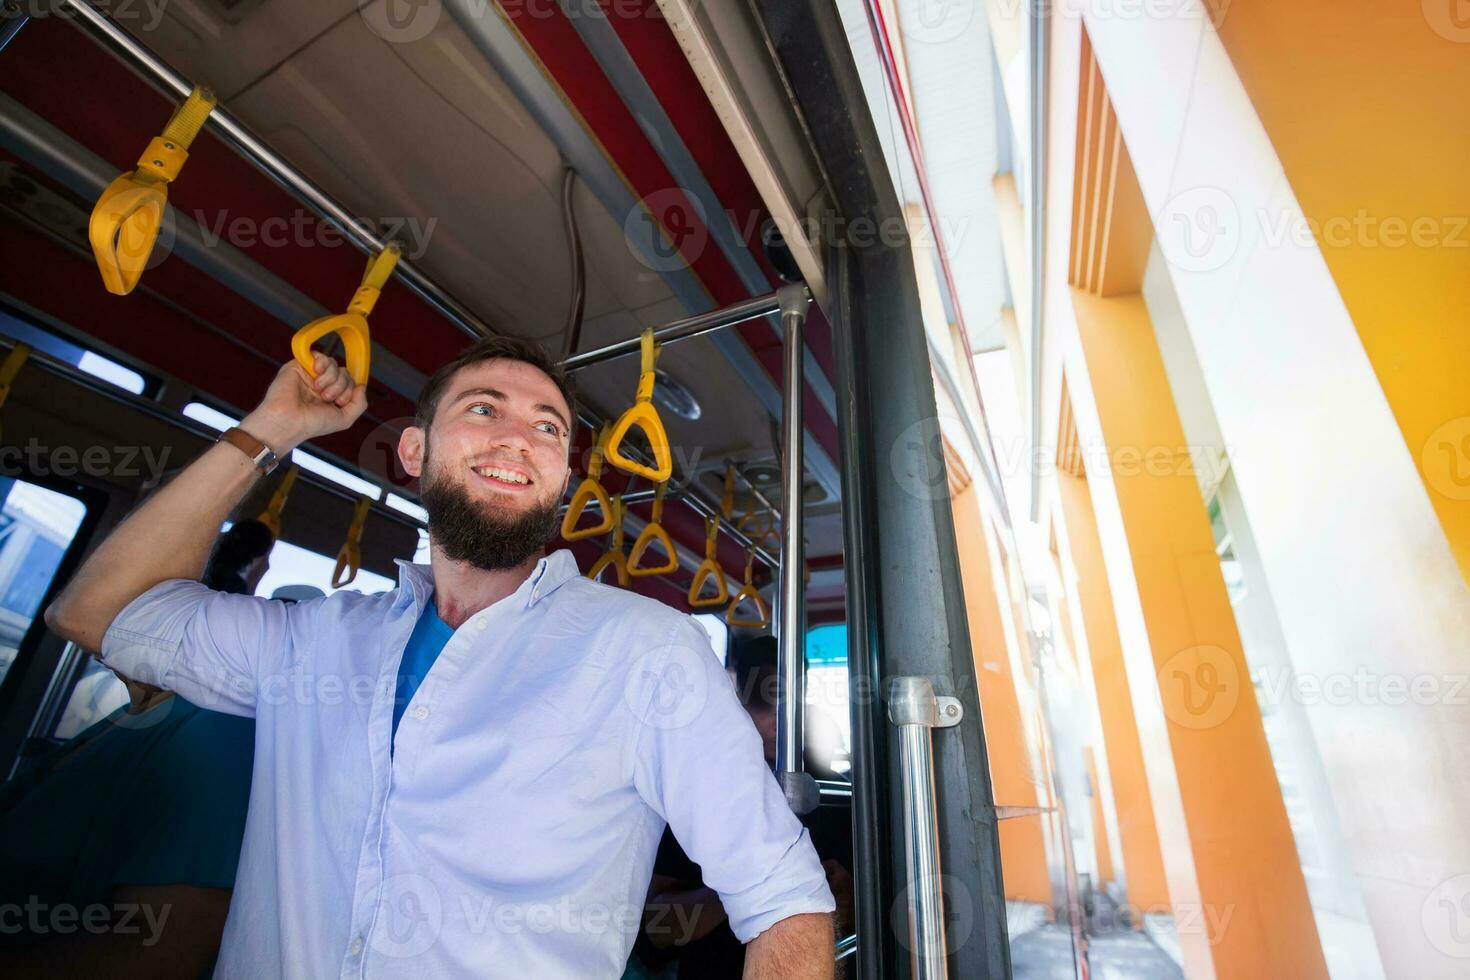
[[100, 579, 299, 718], [631, 617, 835, 943]]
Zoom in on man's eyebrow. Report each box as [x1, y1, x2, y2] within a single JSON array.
[[533, 403, 572, 432], [452, 387, 570, 432]]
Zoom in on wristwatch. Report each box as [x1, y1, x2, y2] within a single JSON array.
[[218, 427, 280, 475]]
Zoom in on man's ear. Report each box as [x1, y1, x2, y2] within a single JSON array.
[[399, 425, 426, 479]]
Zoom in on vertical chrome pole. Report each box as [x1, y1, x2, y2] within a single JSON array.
[[889, 677, 962, 979], [775, 283, 817, 814]]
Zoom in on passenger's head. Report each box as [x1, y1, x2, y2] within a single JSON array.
[[730, 634, 780, 764], [204, 518, 274, 595], [398, 336, 577, 571]]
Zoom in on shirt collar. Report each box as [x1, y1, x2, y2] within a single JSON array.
[[393, 549, 581, 613]]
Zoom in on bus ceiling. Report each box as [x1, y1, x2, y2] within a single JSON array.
[[0, 1, 851, 584]]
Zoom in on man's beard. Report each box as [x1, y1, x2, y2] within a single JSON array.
[[420, 446, 560, 571]]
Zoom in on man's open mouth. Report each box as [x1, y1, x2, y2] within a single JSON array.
[[471, 464, 534, 489]]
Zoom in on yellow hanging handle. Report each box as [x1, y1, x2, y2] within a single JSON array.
[[89, 86, 217, 296], [0, 342, 32, 442], [291, 242, 402, 386], [687, 515, 728, 608], [726, 546, 770, 628], [587, 495, 631, 587], [255, 464, 299, 539], [605, 328, 673, 482], [629, 481, 679, 577], [331, 495, 373, 589], [562, 424, 615, 541]]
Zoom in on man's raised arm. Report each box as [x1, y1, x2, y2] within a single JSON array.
[[45, 354, 365, 652]]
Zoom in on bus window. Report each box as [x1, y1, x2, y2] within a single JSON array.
[[251, 537, 395, 599], [805, 623, 851, 779], [0, 479, 88, 687]]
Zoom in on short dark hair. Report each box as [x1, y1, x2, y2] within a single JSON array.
[[204, 518, 273, 593], [415, 336, 577, 433]]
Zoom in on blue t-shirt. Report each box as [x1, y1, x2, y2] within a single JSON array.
[[0, 695, 254, 924], [392, 602, 454, 745]]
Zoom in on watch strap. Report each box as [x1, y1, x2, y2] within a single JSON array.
[[218, 427, 279, 474]]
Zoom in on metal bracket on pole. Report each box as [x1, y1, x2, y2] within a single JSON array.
[[888, 676, 960, 980], [775, 281, 816, 816]]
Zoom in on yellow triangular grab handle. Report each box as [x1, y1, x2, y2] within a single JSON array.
[[562, 424, 615, 541], [255, 464, 299, 539], [331, 495, 373, 589], [587, 496, 631, 587], [687, 516, 728, 608], [89, 86, 217, 296], [629, 482, 678, 577], [291, 242, 402, 386], [605, 329, 673, 482], [726, 547, 770, 628], [587, 549, 631, 588], [0, 342, 32, 443]]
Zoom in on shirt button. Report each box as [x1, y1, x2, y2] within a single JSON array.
[[349, 936, 364, 955], [474, 616, 488, 630], [413, 704, 430, 720]]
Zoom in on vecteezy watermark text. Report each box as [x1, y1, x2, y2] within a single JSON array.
[[0, 896, 171, 946], [0, 440, 172, 483]]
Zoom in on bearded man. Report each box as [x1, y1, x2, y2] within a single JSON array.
[[45, 338, 835, 979]]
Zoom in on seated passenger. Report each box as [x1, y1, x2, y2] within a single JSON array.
[[632, 635, 856, 979], [0, 522, 263, 977], [44, 341, 835, 978]]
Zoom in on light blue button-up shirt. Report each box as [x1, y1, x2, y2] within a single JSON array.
[[99, 549, 833, 978]]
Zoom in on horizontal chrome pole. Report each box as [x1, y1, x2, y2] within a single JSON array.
[[559, 290, 797, 372], [58, 0, 490, 342]]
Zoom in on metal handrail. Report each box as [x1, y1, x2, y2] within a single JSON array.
[[888, 677, 962, 979], [559, 291, 795, 372]]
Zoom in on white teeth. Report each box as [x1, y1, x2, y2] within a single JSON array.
[[476, 466, 529, 485]]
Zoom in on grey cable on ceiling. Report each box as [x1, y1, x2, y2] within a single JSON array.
[[560, 164, 586, 358]]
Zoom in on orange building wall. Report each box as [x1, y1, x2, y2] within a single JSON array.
[[1205, 0, 1470, 584]]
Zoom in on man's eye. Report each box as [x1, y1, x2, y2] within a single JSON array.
[[535, 422, 561, 436], [469, 404, 493, 416]]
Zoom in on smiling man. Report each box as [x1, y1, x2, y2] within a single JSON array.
[[45, 338, 835, 978]]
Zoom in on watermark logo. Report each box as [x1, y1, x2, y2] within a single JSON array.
[[358, 417, 419, 492], [371, 873, 443, 958], [1422, 417, 1470, 502], [1159, 645, 1239, 730], [624, 643, 710, 731], [902, 0, 976, 46], [888, 874, 974, 955], [1156, 186, 1242, 273], [1423, 874, 1470, 958], [361, 0, 443, 45], [1423, 0, 1470, 42], [890, 416, 969, 502], [625, 189, 709, 273]]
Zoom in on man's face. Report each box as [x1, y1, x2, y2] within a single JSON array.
[[399, 358, 574, 568]]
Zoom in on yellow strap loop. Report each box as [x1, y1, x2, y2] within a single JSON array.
[[687, 515, 728, 608], [629, 481, 678, 577], [726, 547, 770, 628], [605, 328, 673, 482], [89, 86, 217, 296], [0, 342, 32, 442], [587, 496, 631, 587], [562, 424, 615, 541], [291, 242, 402, 386], [255, 464, 299, 539], [331, 495, 373, 589]]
